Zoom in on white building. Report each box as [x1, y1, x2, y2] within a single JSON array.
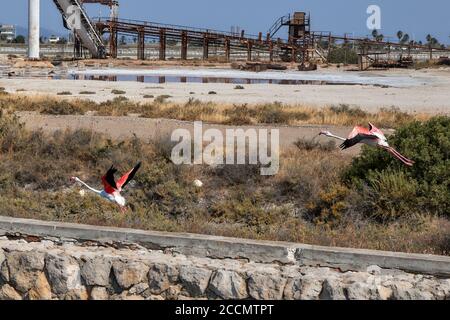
[[0, 24, 16, 42], [48, 35, 61, 44]]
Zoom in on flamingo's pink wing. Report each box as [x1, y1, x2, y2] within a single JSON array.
[[116, 162, 142, 190], [341, 126, 376, 150], [101, 177, 116, 194], [348, 126, 371, 139], [368, 123, 387, 138]]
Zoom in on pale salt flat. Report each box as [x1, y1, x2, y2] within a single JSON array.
[[68, 67, 429, 87]]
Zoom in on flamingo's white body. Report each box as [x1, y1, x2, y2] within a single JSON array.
[[71, 163, 141, 211], [320, 123, 415, 167]]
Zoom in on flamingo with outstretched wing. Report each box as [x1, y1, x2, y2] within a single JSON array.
[[320, 123, 414, 167], [71, 162, 142, 212]]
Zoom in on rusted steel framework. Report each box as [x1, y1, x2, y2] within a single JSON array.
[[70, 5, 449, 69], [95, 17, 302, 62], [79, 0, 119, 58]]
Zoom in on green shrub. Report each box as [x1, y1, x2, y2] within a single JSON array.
[[111, 89, 126, 95], [306, 183, 350, 226], [57, 91, 72, 96], [154, 95, 172, 104], [328, 47, 359, 64], [345, 117, 450, 219], [361, 170, 421, 222]]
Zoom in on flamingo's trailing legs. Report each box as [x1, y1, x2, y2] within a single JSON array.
[[71, 162, 142, 212], [319, 123, 415, 167]]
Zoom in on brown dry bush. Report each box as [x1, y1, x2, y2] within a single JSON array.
[[0, 95, 426, 129]]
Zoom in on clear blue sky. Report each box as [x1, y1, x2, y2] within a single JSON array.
[[1, 0, 449, 43]]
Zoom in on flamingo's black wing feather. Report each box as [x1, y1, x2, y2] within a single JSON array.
[[340, 134, 375, 150], [121, 162, 142, 189], [105, 166, 118, 190]]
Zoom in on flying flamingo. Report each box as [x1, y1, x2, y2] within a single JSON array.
[[319, 123, 414, 166], [71, 162, 142, 212]]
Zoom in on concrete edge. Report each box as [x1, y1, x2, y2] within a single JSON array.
[[0, 215, 449, 277]]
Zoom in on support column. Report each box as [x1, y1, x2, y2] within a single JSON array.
[[137, 28, 145, 60], [202, 34, 209, 60], [291, 47, 297, 63], [224, 37, 231, 62], [247, 41, 253, 61], [159, 29, 166, 61], [74, 35, 83, 59], [269, 41, 274, 62], [327, 32, 332, 61], [109, 23, 118, 59], [28, 0, 40, 59], [181, 31, 188, 60]]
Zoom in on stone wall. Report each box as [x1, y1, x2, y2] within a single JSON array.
[[1, 234, 449, 300]]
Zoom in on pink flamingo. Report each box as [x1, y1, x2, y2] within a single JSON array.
[[320, 123, 414, 166], [71, 163, 142, 212]]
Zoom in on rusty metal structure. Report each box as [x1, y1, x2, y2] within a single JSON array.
[[95, 17, 302, 62], [54, 1, 449, 70]]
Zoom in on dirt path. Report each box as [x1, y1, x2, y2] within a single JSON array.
[[16, 112, 365, 155]]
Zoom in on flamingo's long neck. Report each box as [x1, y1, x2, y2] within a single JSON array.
[[326, 132, 347, 142], [76, 179, 102, 195]]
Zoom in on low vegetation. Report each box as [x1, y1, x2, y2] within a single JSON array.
[[327, 47, 359, 65], [56, 91, 72, 96], [0, 110, 447, 255], [0, 95, 430, 129], [111, 89, 126, 95]]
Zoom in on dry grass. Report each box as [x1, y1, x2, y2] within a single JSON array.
[[0, 94, 430, 129], [0, 110, 448, 255], [0, 95, 447, 255]]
